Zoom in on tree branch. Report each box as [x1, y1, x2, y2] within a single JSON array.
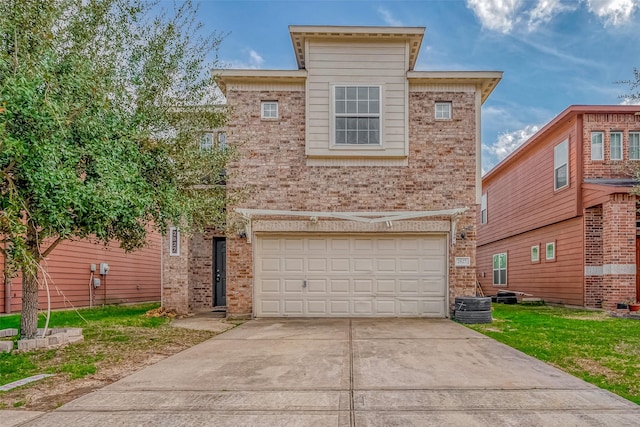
[[41, 236, 64, 258]]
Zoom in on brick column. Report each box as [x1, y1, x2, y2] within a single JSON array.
[[601, 193, 636, 310], [226, 235, 253, 319], [162, 230, 190, 315], [584, 205, 603, 307]]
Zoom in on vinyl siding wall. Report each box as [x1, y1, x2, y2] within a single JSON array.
[[478, 118, 580, 246], [0, 234, 161, 314], [306, 40, 408, 158], [477, 217, 584, 305]]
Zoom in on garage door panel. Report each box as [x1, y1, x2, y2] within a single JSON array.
[[330, 279, 350, 293], [308, 279, 327, 293], [260, 279, 280, 293], [354, 279, 373, 293], [255, 234, 447, 317]]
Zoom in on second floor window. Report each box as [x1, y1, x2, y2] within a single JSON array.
[[610, 131, 623, 160], [630, 132, 640, 160], [334, 85, 380, 145], [554, 139, 568, 190], [261, 101, 278, 119], [435, 102, 452, 120], [480, 193, 487, 224], [591, 131, 603, 160]]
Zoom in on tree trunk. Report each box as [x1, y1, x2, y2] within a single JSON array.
[[20, 265, 39, 339], [20, 226, 41, 339]]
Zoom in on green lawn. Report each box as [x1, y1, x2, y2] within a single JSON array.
[[0, 303, 216, 409], [466, 304, 640, 404]]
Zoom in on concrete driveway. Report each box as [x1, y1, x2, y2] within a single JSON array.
[[12, 318, 640, 426]]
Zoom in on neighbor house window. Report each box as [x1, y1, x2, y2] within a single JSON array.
[[435, 102, 452, 120], [531, 245, 540, 263], [334, 86, 380, 145], [610, 131, 623, 160], [591, 132, 604, 160], [200, 132, 214, 150], [261, 101, 278, 119], [481, 193, 487, 224], [492, 253, 507, 286], [630, 132, 640, 160], [554, 139, 568, 190], [546, 242, 556, 261]]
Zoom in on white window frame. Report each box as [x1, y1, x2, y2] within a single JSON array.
[[435, 101, 452, 120], [591, 131, 604, 160], [554, 139, 569, 191], [630, 132, 640, 160], [333, 85, 381, 146], [531, 245, 540, 263], [492, 253, 507, 286], [200, 132, 214, 150], [261, 101, 278, 119], [480, 193, 487, 224], [546, 242, 556, 261], [610, 131, 623, 160]]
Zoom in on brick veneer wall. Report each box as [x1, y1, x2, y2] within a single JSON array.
[[582, 113, 640, 179], [188, 228, 220, 310], [584, 205, 603, 307], [601, 193, 636, 309], [162, 231, 190, 315], [224, 87, 479, 318]]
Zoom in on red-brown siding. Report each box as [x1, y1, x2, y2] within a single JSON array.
[[478, 217, 584, 305], [478, 118, 580, 246], [0, 233, 161, 314]]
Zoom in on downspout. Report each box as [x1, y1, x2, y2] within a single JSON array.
[[3, 271, 10, 314]]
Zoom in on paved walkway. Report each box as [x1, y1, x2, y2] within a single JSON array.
[[8, 318, 640, 426]]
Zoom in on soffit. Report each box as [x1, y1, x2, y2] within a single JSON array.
[[289, 25, 425, 70], [407, 71, 503, 104]]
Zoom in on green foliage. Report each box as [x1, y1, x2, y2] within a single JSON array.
[[468, 304, 640, 404], [0, 1, 235, 337]]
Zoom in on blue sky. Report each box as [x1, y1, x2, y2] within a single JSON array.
[[189, 0, 640, 173]]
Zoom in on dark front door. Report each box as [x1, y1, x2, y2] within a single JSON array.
[[214, 238, 226, 307]]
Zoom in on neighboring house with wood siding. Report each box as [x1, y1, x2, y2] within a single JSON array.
[[477, 105, 640, 310], [162, 25, 502, 318], [1, 235, 161, 314]]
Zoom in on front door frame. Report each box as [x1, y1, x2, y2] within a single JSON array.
[[213, 237, 226, 307]]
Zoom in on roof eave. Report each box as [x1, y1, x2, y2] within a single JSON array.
[[407, 71, 503, 104]]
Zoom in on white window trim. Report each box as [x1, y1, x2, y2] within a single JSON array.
[[554, 139, 569, 191], [546, 242, 556, 261], [610, 131, 623, 161], [531, 245, 540, 263], [492, 253, 507, 286], [261, 101, 278, 119], [630, 132, 640, 160], [591, 131, 604, 161], [331, 84, 383, 148], [480, 193, 487, 224], [435, 101, 452, 120]]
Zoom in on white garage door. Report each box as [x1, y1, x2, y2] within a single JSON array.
[[254, 234, 448, 317]]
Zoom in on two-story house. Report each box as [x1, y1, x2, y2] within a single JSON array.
[[162, 25, 502, 318], [478, 105, 640, 310]]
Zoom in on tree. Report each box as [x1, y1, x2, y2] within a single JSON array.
[[620, 67, 640, 104], [0, 0, 234, 338]]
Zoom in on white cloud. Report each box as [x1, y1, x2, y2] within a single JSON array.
[[483, 124, 541, 165], [377, 6, 404, 26], [528, 0, 576, 30], [225, 48, 264, 69], [466, 0, 524, 33], [467, 0, 637, 33], [585, 0, 639, 26]]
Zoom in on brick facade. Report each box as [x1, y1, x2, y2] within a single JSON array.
[[584, 205, 603, 307], [220, 88, 479, 318]]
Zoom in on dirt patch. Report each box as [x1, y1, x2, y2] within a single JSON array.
[[571, 358, 622, 382], [0, 324, 216, 411]]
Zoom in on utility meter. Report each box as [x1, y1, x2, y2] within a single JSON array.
[[99, 263, 110, 275]]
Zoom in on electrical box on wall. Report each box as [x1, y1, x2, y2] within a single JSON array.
[[93, 278, 101, 288], [99, 263, 109, 275]]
